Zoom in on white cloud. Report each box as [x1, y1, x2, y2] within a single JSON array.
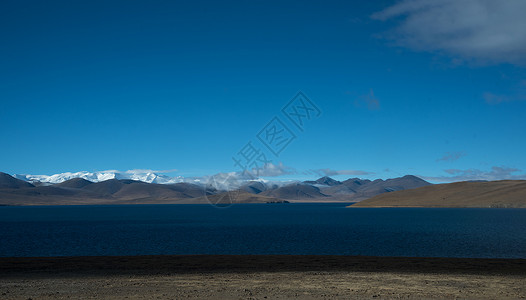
[[372, 0, 526, 66], [197, 162, 297, 191], [422, 166, 526, 182], [201, 163, 298, 191]]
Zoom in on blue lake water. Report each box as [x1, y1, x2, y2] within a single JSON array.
[[0, 204, 525, 258]]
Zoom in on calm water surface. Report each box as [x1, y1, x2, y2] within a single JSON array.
[[0, 204, 525, 258]]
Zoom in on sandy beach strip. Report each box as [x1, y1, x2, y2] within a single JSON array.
[[1, 255, 525, 299]]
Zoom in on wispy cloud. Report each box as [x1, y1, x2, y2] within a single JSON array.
[[372, 0, 526, 66], [483, 92, 526, 104], [253, 162, 296, 177], [354, 89, 380, 110], [436, 152, 466, 162], [307, 168, 374, 177], [422, 166, 526, 182], [123, 169, 178, 174]]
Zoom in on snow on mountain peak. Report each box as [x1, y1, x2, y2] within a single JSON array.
[[13, 170, 185, 185], [12, 167, 295, 190]]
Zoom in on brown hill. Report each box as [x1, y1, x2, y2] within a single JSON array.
[[0, 172, 34, 189], [260, 183, 330, 200], [55, 178, 94, 189], [111, 181, 206, 200], [350, 180, 526, 208], [304, 176, 342, 186], [0, 176, 210, 205], [81, 179, 130, 196], [322, 178, 371, 196], [239, 181, 270, 194], [323, 175, 430, 201]]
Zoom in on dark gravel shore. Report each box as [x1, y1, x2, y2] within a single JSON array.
[[1, 255, 525, 299]]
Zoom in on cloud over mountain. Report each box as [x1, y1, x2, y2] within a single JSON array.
[[12, 163, 297, 191]]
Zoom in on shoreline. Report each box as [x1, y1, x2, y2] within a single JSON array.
[[0, 202, 352, 207], [2, 202, 525, 208], [2, 254, 526, 276], [0, 254, 526, 278]]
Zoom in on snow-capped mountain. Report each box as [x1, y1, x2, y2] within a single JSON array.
[[11, 169, 292, 190], [14, 170, 185, 185]]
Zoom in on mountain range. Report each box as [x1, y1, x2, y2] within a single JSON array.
[[0, 172, 431, 205], [13, 170, 185, 185]]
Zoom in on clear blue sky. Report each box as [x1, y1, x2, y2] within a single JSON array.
[[1, 0, 526, 182]]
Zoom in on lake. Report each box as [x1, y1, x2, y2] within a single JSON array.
[[1, 203, 525, 258]]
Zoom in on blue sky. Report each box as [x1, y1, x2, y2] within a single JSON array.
[[1, 0, 526, 182]]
